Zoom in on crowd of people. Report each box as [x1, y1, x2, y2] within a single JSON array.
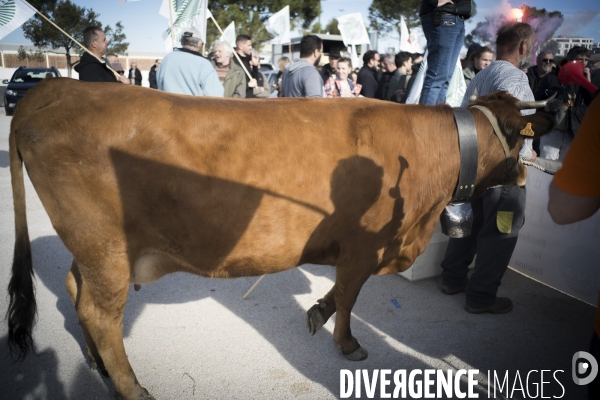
[[75, 26, 432, 104]]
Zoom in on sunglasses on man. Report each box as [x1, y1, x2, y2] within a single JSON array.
[[542, 58, 554, 63]]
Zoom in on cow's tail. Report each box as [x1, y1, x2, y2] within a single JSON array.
[[7, 127, 36, 361]]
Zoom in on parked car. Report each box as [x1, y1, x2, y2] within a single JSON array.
[[262, 70, 280, 97], [262, 70, 279, 86], [259, 63, 275, 72], [3, 67, 61, 115]]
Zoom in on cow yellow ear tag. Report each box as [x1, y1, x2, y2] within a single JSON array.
[[520, 122, 534, 137]]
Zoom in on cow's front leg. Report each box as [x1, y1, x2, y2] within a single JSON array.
[[332, 251, 376, 361]]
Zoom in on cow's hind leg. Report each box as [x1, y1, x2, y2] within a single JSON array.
[[66, 259, 107, 375], [73, 257, 153, 400]]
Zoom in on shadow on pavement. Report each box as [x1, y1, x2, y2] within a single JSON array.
[[0, 150, 9, 168], [22, 233, 595, 398]]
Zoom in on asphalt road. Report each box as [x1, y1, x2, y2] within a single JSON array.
[[0, 112, 595, 399]]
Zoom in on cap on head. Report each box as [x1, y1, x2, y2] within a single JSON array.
[[329, 48, 341, 58], [181, 29, 202, 47]]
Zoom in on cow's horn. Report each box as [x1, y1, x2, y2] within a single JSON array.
[[514, 92, 557, 110]]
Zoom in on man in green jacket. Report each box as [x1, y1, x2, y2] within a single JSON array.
[[211, 41, 247, 98]]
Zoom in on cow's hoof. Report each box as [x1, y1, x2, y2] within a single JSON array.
[[140, 388, 156, 400], [306, 301, 327, 335], [343, 345, 368, 361]]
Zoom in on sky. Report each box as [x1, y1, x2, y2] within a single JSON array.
[[0, 0, 599, 54]]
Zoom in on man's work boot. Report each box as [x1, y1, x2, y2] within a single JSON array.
[[440, 280, 469, 295], [464, 297, 513, 314]]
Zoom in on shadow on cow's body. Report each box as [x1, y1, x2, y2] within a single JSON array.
[[6, 79, 555, 399], [108, 151, 409, 365]]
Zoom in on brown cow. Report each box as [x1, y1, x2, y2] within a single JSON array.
[[8, 79, 554, 399]]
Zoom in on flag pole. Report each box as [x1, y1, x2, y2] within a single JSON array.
[[168, 0, 175, 49], [208, 14, 253, 80], [33, 10, 120, 79], [288, 42, 292, 59], [242, 275, 267, 299]]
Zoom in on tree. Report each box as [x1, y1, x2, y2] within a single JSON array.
[[324, 18, 340, 35], [207, 0, 320, 50], [17, 46, 45, 67], [306, 18, 340, 35], [308, 22, 322, 35], [368, 0, 421, 41], [22, 0, 129, 76], [105, 21, 129, 56]]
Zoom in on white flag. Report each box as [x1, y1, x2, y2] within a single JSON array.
[[405, 49, 427, 105], [218, 21, 235, 45], [409, 29, 425, 53], [336, 13, 370, 47], [266, 5, 290, 45], [399, 16, 415, 53], [0, 0, 36, 41], [445, 56, 467, 107], [159, 0, 208, 45], [162, 28, 174, 53]]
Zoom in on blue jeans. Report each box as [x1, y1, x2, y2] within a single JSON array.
[[420, 13, 465, 105]]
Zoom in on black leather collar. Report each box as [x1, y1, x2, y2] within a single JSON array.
[[451, 108, 479, 203]]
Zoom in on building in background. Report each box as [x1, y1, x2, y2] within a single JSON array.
[[0, 43, 165, 85], [552, 36, 594, 56]]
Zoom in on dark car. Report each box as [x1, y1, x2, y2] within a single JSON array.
[[3, 67, 61, 115], [262, 70, 280, 97]]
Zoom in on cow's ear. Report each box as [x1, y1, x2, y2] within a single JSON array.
[[497, 110, 555, 149], [517, 112, 555, 139]]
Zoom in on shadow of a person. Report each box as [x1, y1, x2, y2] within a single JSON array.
[[0, 150, 9, 168], [301, 155, 408, 361], [0, 336, 68, 399]]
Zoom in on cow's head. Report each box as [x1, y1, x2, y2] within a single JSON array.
[[469, 91, 555, 189]]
